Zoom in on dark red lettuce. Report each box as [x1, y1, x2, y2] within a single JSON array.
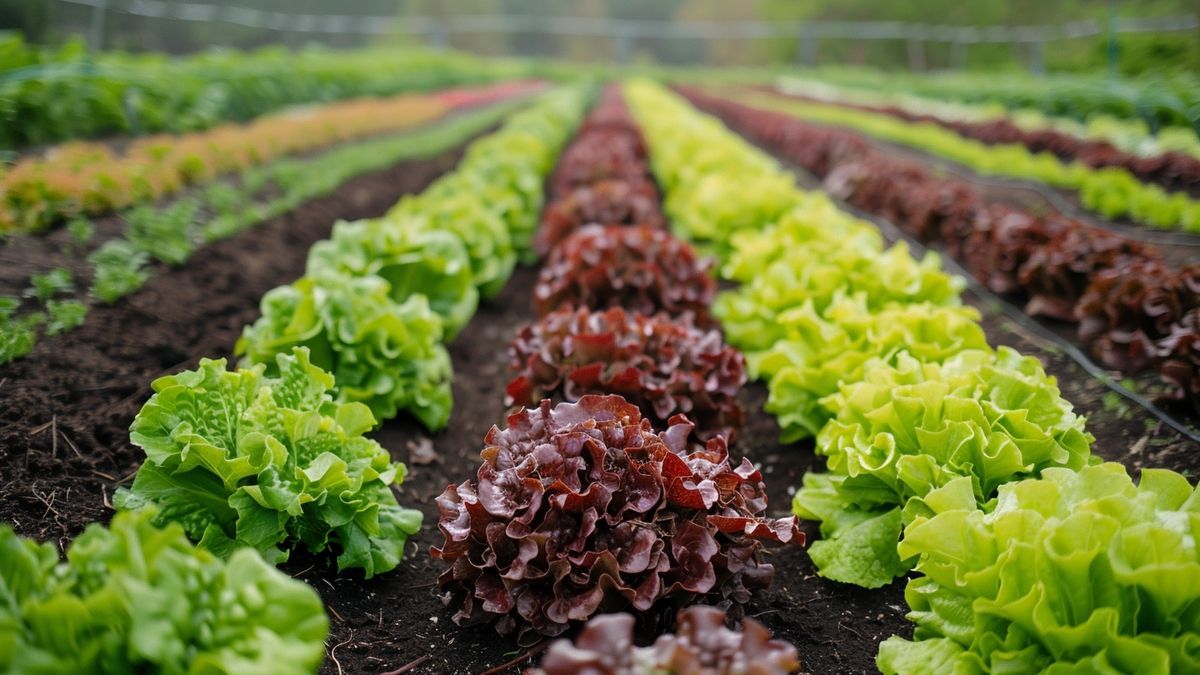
[[530, 605, 801, 675], [432, 396, 800, 638], [534, 224, 716, 324], [506, 306, 746, 442], [535, 179, 665, 257]]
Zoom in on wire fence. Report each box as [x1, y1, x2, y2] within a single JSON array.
[[54, 0, 1200, 71]]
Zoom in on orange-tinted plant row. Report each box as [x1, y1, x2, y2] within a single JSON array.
[[0, 80, 545, 232]]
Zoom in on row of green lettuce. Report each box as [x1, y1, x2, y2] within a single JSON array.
[[626, 80, 1200, 674], [776, 75, 1200, 164], [0, 36, 524, 150], [0, 96, 533, 368], [1, 86, 591, 674], [729, 87, 1200, 232]]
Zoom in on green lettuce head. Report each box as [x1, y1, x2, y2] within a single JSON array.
[[236, 273, 452, 430], [306, 217, 478, 341], [0, 509, 328, 674], [879, 462, 1200, 674], [115, 348, 423, 577], [794, 347, 1094, 588]]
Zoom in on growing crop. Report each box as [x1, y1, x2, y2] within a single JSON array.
[[389, 186, 516, 299], [534, 178, 665, 257], [307, 217, 478, 340], [532, 606, 801, 675], [125, 199, 200, 266], [44, 299, 88, 335], [237, 273, 453, 429], [433, 395, 800, 638], [0, 509, 328, 674], [506, 306, 747, 442], [794, 348, 1093, 588], [115, 348, 422, 577], [0, 296, 43, 365], [24, 267, 74, 302], [757, 300, 989, 441], [877, 462, 1199, 674], [88, 239, 150, 304], [714, 239, 964, 355], [534, 224, 717, 324]]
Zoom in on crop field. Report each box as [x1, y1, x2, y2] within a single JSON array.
[[1, 9, 1199, 675]]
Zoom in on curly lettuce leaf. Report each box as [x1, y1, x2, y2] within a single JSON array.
[[879, 463, 1200, 675], [307, 218, 478, 341], [236, 273, 452, 430], [0, 509, 328, 674], [796, 347, 1094, 588], [116, 347, 423, 576], [756, 297, 988, 441], [715, 240, 964, 355]]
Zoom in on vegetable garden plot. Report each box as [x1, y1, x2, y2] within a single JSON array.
[[2, 76, 1199, 675]]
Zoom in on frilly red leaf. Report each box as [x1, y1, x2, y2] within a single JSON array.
[[432, 396, 801, 638], [529, 605, 801, 675]]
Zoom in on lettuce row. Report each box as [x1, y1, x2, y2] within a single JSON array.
[[115, 348, 422, 577], [794, 348, 1094, 588], [739, 90, 1200, 232], [626, 80, 1095, 591], [238, 88, 590, 429], [0, 509, 328, 674], [878, 463, 1200, 674]]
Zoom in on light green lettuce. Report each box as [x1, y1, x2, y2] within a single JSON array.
[[115, 348, 422, 577], [306, 217, 478, 340], [878, 462, 1200, 674], [756, 298, 988, 441], [714, 239, 964, 355], [0, 509, 328, 674], [795, 348, 1094, 588], [237, 273, 452, 429]]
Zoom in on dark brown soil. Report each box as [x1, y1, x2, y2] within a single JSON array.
[[0, 143, 469, 548]]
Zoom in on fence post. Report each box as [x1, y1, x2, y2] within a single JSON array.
[[1028, 40, 1046, 74], [88, 0, 108, 52], [615, 26, 633, 65], [906, 37, 926, 71], [950, 39, 966, 69]]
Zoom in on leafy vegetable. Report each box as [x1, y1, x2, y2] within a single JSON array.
[[24, 267, 74, 302], [115, 347, 422, 577], [535, 178, 664, 257], [794, 348, 1094, 588], [535, 224, 717, 324], [307, 217, 478, 340], [44, 299, 88, 335], [757, 299, 989, 441], [533, 606, 801, 675], [0, 296, 42, 365], [0, 508, 328, 674], [507, 306, 747, 442], [433, 395, 800, 638], [878, 462, 1200, 674], [237, 273, 452, 430], [88, 239, 150, 304]]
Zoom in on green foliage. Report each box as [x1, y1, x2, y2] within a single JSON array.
[[0, 36, 521, 149], [878, 462, 1200, 674], [0, 508, 328, 674], [65, 217, 94, 247], [125, 198, 200, 265], [794, 348, 1094, 588], [88, 239, 149, 304], [23, 267, 73, 303], [44, 299, 87, 335], [0, 295, 41, 365], [237, 273, 453, 430], [308, 218, 479, 341], [115, 348, 422, 577]]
